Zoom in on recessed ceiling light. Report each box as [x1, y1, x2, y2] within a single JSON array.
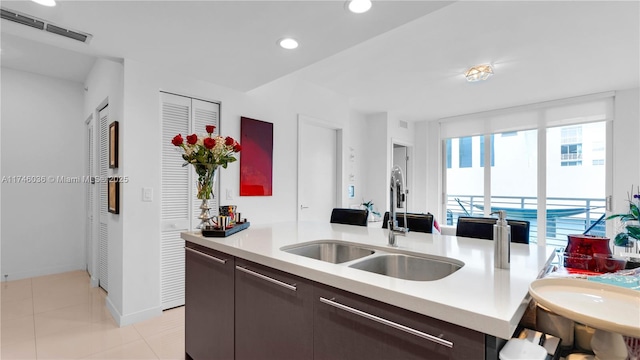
[[31, 0, 56, 6], [347, 0, 372, 14], [465, 64, 494, 82], [278, 38, 298, 50]]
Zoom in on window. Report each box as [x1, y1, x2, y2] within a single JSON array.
[[459, 137, 472, 168], [446, 139, 452, 169], [480, 134, 495, 167], [547, 122, 606, 246], [446, 135, 484, 223], [441, 93, 612, 247], [560, 126, 582, 166]]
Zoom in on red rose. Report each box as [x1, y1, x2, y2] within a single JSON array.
[[171, 134, 183, 146], [203, 137, 216, 149], [233, 143, 242, 152], [186, 134, 198, 145], [206, 125, 216, 134], [225, 136, 235, 146]]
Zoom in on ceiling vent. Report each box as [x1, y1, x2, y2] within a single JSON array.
[[399, 120, 409, 129], [1, 7, 92, 43]]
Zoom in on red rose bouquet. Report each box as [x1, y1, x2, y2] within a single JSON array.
[[171, 125, 241, 200]]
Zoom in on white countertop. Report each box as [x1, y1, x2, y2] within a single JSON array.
[[181, 221, 556, 339]]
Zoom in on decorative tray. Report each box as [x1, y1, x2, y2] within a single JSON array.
[[201, 222, 250, 237]]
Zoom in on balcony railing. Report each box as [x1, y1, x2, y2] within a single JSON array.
[[446, 194, 606, 247], [561, 153, 583, 161]]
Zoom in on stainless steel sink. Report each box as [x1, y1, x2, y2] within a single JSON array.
[[349, 254, 463, 281], [282, 241, 375, 264]]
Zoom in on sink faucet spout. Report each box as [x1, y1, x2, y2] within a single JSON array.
[[388, 165, 408, 246]]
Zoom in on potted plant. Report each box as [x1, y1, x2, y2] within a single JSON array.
[[361, 200, 381, 221], [606, 185, 640, 255]]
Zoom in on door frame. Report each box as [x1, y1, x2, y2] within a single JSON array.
[[296, 114, 343, 222], [391, 138, 414, 212], [85, 114, 99, 288]]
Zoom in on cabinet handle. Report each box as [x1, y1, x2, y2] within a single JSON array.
[[235, 266, 297, 292], [185, 247, 227, 264], [319, 297, 453, 349]]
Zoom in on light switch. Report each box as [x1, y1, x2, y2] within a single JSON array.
[[142, 187, 153, 202]]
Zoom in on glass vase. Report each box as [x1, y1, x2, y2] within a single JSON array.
[[195, 167, 217, 229]]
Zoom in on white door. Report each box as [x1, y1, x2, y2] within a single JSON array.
[[85, 116, 95, 281], [98, 105, 109, 292], [160, 92, 220, 310], [393, 143, 413, 211], [298, 116, 339, 222]]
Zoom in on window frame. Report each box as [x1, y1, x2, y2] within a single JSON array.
[[439, 92, 614, 247]]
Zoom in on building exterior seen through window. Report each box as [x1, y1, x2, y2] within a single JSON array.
[[445, 121, 606, 247]]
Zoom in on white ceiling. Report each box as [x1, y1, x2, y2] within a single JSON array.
[[2, 1, 639, 121]]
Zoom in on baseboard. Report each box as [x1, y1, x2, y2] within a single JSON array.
[[1, 263, 86, 282], [105, 296, 162, 327], [90, 275, 99, 288]]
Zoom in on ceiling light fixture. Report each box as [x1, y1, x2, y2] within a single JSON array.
[[347, 0, 372, 14], [31, 0, 56, 7], [278, 37, 298, 50], [465, 64, 494, 82]]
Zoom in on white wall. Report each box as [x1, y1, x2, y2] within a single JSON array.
[[365, 113, 389, 215], [243, 75, 353, 220], [83, 58, 125, 320], [90, 58, 359, 325], [346, 111, 369, 209], [1, 67, 86, 280], [612, 88, 640, 215]]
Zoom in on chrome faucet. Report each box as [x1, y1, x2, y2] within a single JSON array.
[[388, 165, 408, 246]]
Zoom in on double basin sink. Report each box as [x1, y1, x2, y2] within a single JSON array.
[[281, 240, 463, 281]]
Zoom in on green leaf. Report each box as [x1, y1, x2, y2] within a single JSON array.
[[630, 203, 640, 220], [613, 233, 630, 246], [626, 225, 640, 240]]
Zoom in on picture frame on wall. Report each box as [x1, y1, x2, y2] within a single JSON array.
[[240, 117, 273, 196], [108, 177, 120, 214], [109, 121, 119, 168]]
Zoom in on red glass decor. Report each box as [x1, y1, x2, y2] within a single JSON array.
[[565, 234, 612, 271]]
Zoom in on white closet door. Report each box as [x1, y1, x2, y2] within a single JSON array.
[[191, 98, 220, 229], [98, 105, 109, 292], [86, 119, 95, 279], [160, 93, 221, 310], [161, 93, 191, 309]]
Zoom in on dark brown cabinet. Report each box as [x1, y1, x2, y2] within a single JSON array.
[[185, 243, 235, 360], [185, 243, 489, 360], [313, 283, 485, 360], [234, 258, 314, 360]]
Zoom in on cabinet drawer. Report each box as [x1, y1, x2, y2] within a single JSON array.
[[185, 242, 235, 360], [235, 259, 314, 360], [314, 283, 484, 360]]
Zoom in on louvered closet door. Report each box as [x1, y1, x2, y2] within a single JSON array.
[[161, 93, 192, 310], [161, 93, 221, 309], [98, 106, 109, 292], [191, 99, 220, 229], [86, 119, 95, 279]]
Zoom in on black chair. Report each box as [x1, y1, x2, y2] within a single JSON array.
[[382, 212, 434, 233], [455, 216, 530, 244], [330, 208, 369, 226]]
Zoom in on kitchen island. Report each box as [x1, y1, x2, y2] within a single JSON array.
[[182, 221, 556, 359]]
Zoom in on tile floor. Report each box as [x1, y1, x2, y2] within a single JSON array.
[[1, 270, 185, 359]]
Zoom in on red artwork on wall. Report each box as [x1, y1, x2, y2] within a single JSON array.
[[240, 117, 273, 196]]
